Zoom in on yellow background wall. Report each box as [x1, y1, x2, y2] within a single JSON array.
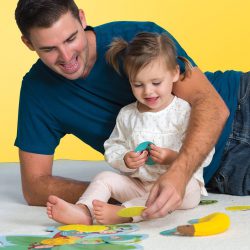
[[0, 0, 249, 162]]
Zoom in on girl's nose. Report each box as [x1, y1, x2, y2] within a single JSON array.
[[144, 85, 152, 95]]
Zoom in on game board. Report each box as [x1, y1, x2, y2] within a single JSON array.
[[0, 224, 148, 249]]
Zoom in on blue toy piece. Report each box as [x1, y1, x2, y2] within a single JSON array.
[[134, 141, 155, 165]]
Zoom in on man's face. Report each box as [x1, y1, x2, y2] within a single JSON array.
[[22, 11, 89, 80]]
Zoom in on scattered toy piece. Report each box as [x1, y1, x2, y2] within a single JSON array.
[[199, 199, 218, 205], [160, 212, 230, 237], [225, 205, 250, 211], [117, 206, 146, 217]]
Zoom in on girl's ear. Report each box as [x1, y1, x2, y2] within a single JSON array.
[[173, 65, 180, 82]]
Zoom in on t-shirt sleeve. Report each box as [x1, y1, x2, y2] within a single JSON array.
[[14, 80, 65, 155]]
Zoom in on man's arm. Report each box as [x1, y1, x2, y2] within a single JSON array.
[[143, 67, 229, 219], [19, 150, 89, 206]]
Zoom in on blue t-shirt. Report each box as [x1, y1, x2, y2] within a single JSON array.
[[14, 21, 241, 183]]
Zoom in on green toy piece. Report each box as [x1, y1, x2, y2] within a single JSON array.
[[199, 199, 218, 205], [135, 141, 155, 165]]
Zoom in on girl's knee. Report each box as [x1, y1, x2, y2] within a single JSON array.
[[93, 171, 119, 182], [180, 179, 201, 209]]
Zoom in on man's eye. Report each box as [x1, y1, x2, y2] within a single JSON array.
[[68, 36, 76, 42], [42, 48, 54, 53]]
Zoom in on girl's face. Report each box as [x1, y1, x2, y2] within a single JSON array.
[[130, 57, 179, 112]]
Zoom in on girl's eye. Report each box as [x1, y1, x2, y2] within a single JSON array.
[[133, 83, 142, 88], [152, 82, 161, 86]]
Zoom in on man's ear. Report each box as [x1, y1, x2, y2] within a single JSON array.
[[78, 9, 87, 29], [21, 35, 35, 51]]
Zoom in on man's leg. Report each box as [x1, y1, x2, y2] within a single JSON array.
[[208, 72, 250, 195]]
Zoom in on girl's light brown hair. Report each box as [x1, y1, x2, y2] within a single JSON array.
[[106, 32, 193, 82]]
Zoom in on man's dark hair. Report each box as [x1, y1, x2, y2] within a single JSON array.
[[15, 0, 80, 39]]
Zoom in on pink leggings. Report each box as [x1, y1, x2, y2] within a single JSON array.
[[77, 171, 201, 222]]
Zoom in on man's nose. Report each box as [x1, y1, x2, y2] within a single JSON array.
[[59, 47, 72, 62]]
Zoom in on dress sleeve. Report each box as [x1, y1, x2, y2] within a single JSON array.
[[200, 148, 215, 169], [104, 110, 136, 174]]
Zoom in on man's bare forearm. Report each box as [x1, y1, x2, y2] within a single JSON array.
[[177, 97, 228, 180], [172, 67, 229, 181], [19, 150, 89, 206]]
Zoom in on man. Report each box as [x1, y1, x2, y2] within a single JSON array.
[[15, 0, 249, 219]]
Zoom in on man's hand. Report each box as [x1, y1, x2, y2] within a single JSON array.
[[142, 162, 187, 219], [124, 151, 148, 169], [149, 144, 178, 165]]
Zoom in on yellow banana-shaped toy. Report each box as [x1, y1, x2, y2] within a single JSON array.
[[177, 212, 230, 236]]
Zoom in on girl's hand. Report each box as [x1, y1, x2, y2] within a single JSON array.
[[149, 144, 178, 165], [124, 150, 148, 169]]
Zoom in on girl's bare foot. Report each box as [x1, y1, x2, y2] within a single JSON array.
[[93, 200, 132, 224], [46, 195, 92, 225]]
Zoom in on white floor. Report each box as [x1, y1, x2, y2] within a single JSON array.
[[0, 160, 250, 249]]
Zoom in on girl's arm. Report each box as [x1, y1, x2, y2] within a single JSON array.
[[104, 112, 136, 173]]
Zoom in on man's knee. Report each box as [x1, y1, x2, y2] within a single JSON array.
[[209, 141, 250, 195]]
